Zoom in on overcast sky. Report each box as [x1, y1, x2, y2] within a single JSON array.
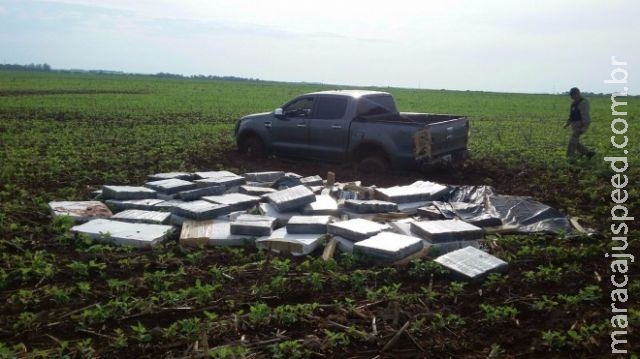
[[1, 0, 638, 94]]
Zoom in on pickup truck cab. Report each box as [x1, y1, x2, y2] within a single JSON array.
[[234, 90, 469, 172]]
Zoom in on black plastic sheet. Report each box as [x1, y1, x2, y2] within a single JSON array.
[[423, 185, 573, 234]]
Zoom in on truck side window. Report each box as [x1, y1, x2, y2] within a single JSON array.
[[313, 97, 348, 120], [356, 95, 397, 117], [283, 97, 314, 118]]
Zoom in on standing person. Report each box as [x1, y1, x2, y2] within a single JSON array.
[[564, 87, 595, 158]]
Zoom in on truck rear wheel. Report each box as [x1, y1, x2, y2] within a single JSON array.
[[357, 155, 390, 174], [451, 149, 468, 170], [238, 135, 266, 158]]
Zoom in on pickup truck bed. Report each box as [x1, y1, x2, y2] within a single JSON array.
[[350, 112, 468, 169]]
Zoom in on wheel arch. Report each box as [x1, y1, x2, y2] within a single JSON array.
[[236, 130, 270, 155], [351, 141, 391, 163]]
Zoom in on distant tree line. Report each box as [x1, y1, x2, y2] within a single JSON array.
[[0, 63, 51, 71], [2, 63, 633, 96], [157, 72, 262, 82], [0, 63, 261, 82]]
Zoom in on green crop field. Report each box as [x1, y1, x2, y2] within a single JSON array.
[[0, 70, 638, 357]]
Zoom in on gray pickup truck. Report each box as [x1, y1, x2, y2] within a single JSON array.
[[234, 90, 469, 171]]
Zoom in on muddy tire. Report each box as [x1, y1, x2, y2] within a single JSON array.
[[357, 155, 390, 174], [238, 135, 266, 158], [452, 149, 468, 162], [451, 149, 468, 170]]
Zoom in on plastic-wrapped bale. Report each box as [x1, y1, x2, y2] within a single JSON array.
[[394, 218, 479, 254], [375, 181, 448, 204], [258, 203, 298, 226], [337, 189, 359, 204], [271, 172, 304, 189], [145, 178, 197, 195], [149, 199, 186, 225], [239, 185, 277, 196], [434, 246, 508, 281], [230, 214, 276, 236], [255, 228, 325, 256], [207, 219, 256, 246], [353, 232, 424, 262], [194, 170, 246, 189], [147, 172, 195, 181], [344, 199, 398, 213], [153, 199, 186, 212], [265, 185, 316, 212], [429, 240, 480, 255], [178, 185, 226, 201], [388, 218, 416, 236], [102, 185, 157, 200], [410, 219, 483, 243], [286, 215, 332, 234], [105, 198, 166, 212], [302, 195, 339, 215], [111, 209, 172, 224], [70, 219, 174, 248], [48, 201, 113, 223], [242, 171, 285, 183], [300, 175, 324, 186], [327, 218, 390, 242], [202, 193, 261, 212], [173, 200, 231, 220], [338, 182, 375, 200], [416, 204, 445, 220], [219, 210, 250, 222]]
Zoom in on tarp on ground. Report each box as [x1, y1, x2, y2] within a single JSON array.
[[424, 185, 572, 234]]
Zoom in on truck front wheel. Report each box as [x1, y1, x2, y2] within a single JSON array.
[[357, 155, 390, 174], [238, 135, 266, 158]]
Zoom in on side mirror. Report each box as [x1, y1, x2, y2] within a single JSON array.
[[274, 108, 284, 119]]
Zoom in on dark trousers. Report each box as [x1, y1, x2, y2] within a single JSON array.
[[567, 126, 593, 157]]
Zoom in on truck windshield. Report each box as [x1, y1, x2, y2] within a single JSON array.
[[356, 95, 397, 117]]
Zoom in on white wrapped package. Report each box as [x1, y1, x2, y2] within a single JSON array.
[[255, 228, 325, 256]]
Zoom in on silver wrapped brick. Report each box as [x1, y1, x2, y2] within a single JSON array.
[[327, 218, 390, 242], [434, 246, 507, 281], [202, 193, 261, 212], [173, 200, 231, 220], [286, 215, 332, 234], [265, 185, 316, 212], [230, 214, 276, 236], [71, 219, 174, 248], [375, 181, 448, 204], [145, 178, 197, 195], [194, 170, 246, 189], [111, 209, 172, 224], [102, 185, 157, 200], [410, 219, 483, 243], [353, 231, 424, 261]]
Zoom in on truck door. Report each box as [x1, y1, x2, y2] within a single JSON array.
[[270, 96, 313, 155], [307, 96, 350, 161]]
